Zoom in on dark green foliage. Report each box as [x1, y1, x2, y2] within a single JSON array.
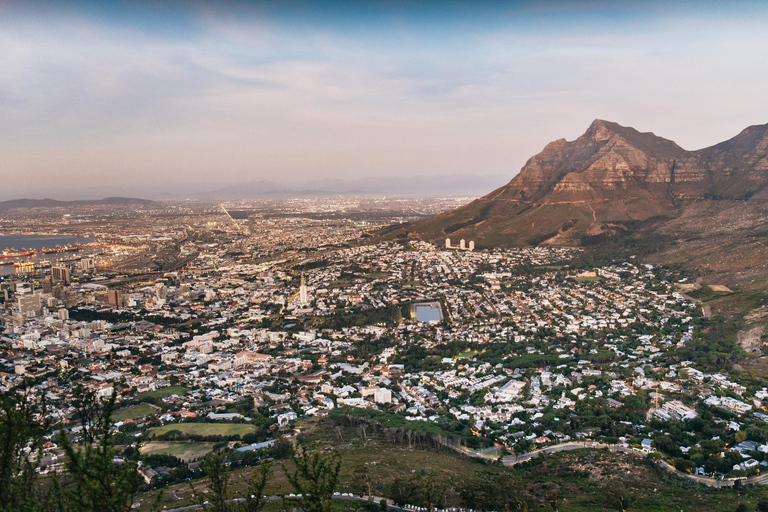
[[283, 448, 342, 512], [270, 435, 294, 459], [0, 387, 53, 512], [387, 476, 419, 507], [0, 384, 145, 512], [193, 452, 230, 512], [602, 479, 637, 512], [190, 453, 272, 512], [56, 387, 144, 512], [240, 462, 272, 512], [458, 471, 527, 512]]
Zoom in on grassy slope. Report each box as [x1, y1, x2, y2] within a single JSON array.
[[135, 417, 768, 512]]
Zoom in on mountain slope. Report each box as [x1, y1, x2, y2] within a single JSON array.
[[0, 197, 156, 212], [398, 120, 768, 247]]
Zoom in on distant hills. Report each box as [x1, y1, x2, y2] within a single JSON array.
[[209, 174, 509, 199], [398, 119, 768, 247], [0, 197, 156, 212]]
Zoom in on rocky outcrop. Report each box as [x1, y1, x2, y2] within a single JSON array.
[[401, 119, 768, 247]]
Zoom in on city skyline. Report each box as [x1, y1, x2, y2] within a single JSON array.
[[2, 0, 768, 199]]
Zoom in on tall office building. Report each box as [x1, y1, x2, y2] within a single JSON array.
[[108, 289, 121, 308], [299, 275, 308, 304], [18, 293, 41, 317], [52, 265, 71, 285], [79, 258, 96, 270]]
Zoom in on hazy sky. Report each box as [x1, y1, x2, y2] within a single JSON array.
[[2, 0, 768, 198]]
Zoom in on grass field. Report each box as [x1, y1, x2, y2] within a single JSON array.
[[141, 441, 215, 461], [150, 422, 256, 438], [456, 350, 479, 359], [574, 275, 601, 283], [137, 386, 188, 401], [366, 271, 391, 279], [112, 404, 157, 421]]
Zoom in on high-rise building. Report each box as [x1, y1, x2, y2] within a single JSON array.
[[468, 241, 475, 251], [108, 289, 121, 308], [41, 277, 53, 294], [459, 239, 466, 250], [79, 258, 96, 270], [18, 293, 41, 317], [52, 265, 71, 284], [299, 274, 308, 304], [445, 238, 451, 249]]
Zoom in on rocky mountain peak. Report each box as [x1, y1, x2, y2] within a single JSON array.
[[402, 119, 768, 248], [585, 119, 621, 142]]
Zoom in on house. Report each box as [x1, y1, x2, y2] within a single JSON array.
[[236, 440, 276, 453], [641, 439, 654, 452], [207, 412, 243, 421]]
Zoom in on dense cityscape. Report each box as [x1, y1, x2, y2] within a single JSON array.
[[2, 198, 766, 511]]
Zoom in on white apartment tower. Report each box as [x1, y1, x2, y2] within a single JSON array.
[[299, 274, 308, 304]]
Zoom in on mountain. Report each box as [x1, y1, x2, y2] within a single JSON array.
[[208, 174, 509, 199], [0, 197, 157, 212], [399, 120, 768, 247]]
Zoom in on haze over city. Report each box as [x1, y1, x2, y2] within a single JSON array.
[[2, 0, 768, 199]]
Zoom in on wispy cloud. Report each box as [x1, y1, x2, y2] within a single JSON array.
[[0, 0, 767, 196]]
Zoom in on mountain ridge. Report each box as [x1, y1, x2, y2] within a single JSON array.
[[398, 119, 768, 248], [0, 197, 156, 212]]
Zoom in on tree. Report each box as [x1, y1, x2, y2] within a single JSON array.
[[192, 452, 231, 512], [270, 436, 293, 459], [57, 386, 144, 512], [602, 480, 636, 512], [283, 448, 342, 512], [0, 386, 53, 511], [190, 454, 272, 512], [388, 476, 419, 507], [352, 463, 373, 497], [757, 501, 768, 512], [540, 482, 561, 512], [459, 472, 527, 512], [418, 472, 445, 512], [239, 462, 272, 512]]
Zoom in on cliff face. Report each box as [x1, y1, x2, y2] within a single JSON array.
[[499, 119, 768, 204], [402, 120, 768, 247]]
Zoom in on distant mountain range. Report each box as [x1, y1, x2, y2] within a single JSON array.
[[0, 174, 509, 201], [398, 119, 768, 247], [0, 197, 156, 212], [208, 174, 509, 199]]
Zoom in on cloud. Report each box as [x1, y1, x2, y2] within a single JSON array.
[[0, 0, 767, 196]]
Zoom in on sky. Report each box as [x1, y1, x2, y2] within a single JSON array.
[[1, 0, 768, 199]]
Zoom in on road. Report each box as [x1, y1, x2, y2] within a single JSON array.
[[501, 441, 768, 489]]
